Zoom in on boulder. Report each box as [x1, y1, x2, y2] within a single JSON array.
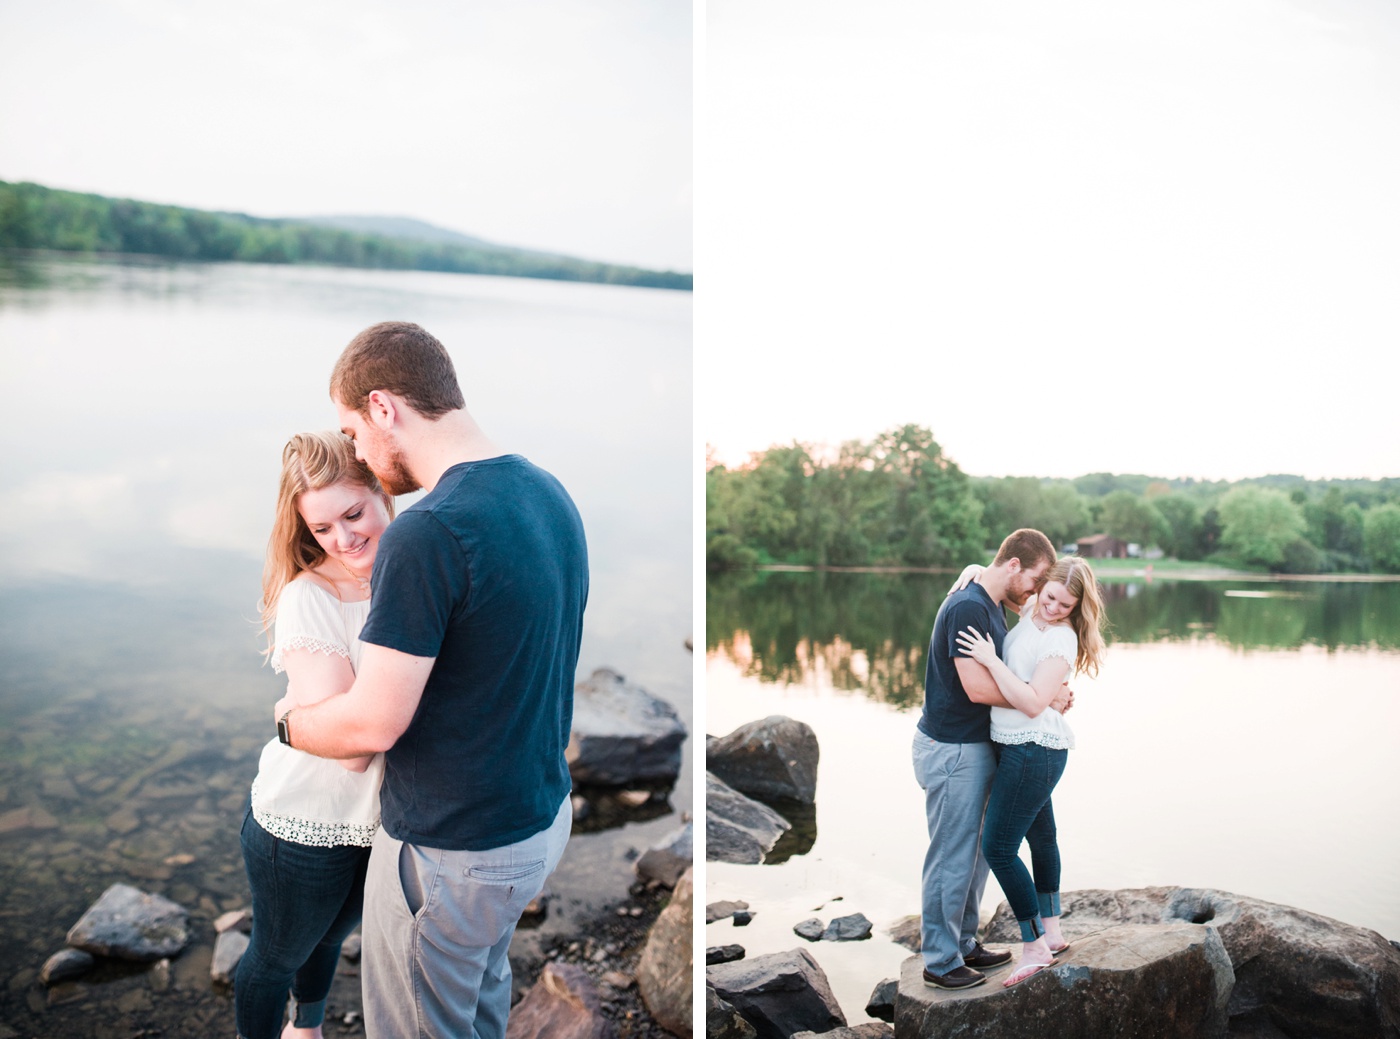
[[706, 773, 790, 864], [792, 1026, 894, 1039], [706, 985, 758, 1039], [794, 918, 825, 942], [707, 716, 819, 804], [822, 913, 872, 942], [707, 900, 749, 924], [707, 948, 846, 1039], [886, 914, 920, 953], [636, 820, 692, 888], [864, 977, 897, 1022], [707, 944, 745, 965], [505, 961, 612, 1039], [567, 668, 686, 786], [40, 949, 94, 986], [895, 924, 1233, 1039], [211, 930, 249, 985], [66, 884, 190, 962], [986, 886, 1400, 1039], [636, 867, 693, 1038]]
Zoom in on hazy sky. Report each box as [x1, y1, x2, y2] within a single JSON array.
[[0, 0, 691, 271], [698, 0, 1399, 480]]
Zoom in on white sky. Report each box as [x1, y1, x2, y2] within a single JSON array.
[[0, 0, 692, 271], [697, 0, 1400, 481]]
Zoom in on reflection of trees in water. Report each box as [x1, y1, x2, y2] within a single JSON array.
[[709, 573, 1400, 702]]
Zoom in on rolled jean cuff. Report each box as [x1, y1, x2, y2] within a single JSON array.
[[293, 998, 327, 1028], [1017, 916, 1044, 942], [1037, 891, 1061, 919]]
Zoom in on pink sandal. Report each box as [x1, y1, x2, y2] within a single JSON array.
[[1003, 959, 1053, 987]]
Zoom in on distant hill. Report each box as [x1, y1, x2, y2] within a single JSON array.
[[0, 180, 691, 291]]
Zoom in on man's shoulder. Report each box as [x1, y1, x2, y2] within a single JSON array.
[[940, 585, 1000, 624]]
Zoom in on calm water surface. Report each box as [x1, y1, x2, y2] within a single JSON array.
[[706, 570, 1400, 1026], [0, 254, 692, 1034]]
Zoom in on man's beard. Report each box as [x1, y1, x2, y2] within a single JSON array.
[[371, 437, 420, 496]]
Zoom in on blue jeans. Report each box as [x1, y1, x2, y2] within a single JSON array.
[[234, 810, 371, 1039], [911, 732, 996, 974], [981, 742, 1067, 942]]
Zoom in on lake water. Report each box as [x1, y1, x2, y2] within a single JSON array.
[[0, 254, 692, 1035], [705, 569, 1400, 1026]]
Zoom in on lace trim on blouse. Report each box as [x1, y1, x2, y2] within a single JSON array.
[[250, 783, 378, 848], [991, 726, 1075, 750], [1035, 646, 1075, 669], [270, 636, 351, 675]]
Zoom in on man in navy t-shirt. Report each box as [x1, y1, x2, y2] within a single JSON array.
[[913, 529, 1056, 991], [273, 321, 588, 1038]]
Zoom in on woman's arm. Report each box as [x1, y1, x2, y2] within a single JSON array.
[[947, 563, 984, 596], [278, 650, 375, 772], [955, 628, 1069, 718]]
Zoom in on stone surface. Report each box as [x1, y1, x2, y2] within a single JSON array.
[[791, 1026, 894, 1039], [984, 886, 1400, 1039], [567, 668, 686, 786], [707, 948, 847, 1039], [705, 772, 790, 864], [505, 961, 612, 1039], [706, 986, 758, 1039], [886, 914, 921, 953], [707, 900, 750, 924], [635, 820, 692, 888], [707, 944, 746, 965], [895, 924, 1233, 1039], [864, 978, 897, 1022], [213, 908, 252, 934], [40, 949, 94, 986], [794, 918, 825, 942], [66, 884, 190, 962], [636, 866, 693, 1038], [822, 913, 872, 942], [707, 716, 820, 804], [210, 929, 249, 985]]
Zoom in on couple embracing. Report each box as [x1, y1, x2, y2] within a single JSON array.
[[234, 322, 588, 1038], [915, 528, 1107, 990]]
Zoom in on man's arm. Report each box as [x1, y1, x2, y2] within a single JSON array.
[[274, 643, 435, 759], [956, 657, 1015, 708]]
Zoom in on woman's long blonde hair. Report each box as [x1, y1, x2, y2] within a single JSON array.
[[1044, 556, 1108, 677], [259, 431, 392, 647]]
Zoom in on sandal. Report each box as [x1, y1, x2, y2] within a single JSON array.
[[1048, 941, 1071, 957], [1003, 959, 1052, 987]]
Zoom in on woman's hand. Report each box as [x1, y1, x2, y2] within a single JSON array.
[[956, 626, 999, 668], [947, 563, 985, 597]]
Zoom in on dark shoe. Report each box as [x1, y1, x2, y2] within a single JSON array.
[[964, 944, 1012, 970], [922, 965, 986, 990]]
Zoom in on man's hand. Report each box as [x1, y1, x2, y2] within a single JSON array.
[[1050, 683, 1075, 714]]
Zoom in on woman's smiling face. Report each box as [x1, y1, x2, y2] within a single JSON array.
[[1037, 580, 1079, 624], [296, 479, 391, 571]]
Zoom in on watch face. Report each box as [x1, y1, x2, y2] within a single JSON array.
[[277, 714, 291, 746]]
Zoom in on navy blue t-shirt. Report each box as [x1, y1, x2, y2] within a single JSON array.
[[917, 583, 1007, 743], [360, 454, 588, 851]]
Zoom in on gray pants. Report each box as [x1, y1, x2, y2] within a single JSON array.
[[361, 795, 572, 1038], [912, 732, 995, 974]]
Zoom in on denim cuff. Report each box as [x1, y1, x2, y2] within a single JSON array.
[[293, 998, 327, 1028], [1037, 891, 1061, 919], [1016, 916, 1044, 942]]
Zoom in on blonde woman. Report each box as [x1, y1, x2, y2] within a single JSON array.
[[235, 432, 393, 1039], [954, 557, 1107, 987]]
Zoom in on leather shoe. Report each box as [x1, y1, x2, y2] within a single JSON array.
[[921, 965, 986, 990], [964, 944, 1012, 970]]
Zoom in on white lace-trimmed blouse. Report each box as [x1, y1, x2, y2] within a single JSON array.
[[989, 611, 1077, 751], [249, 577, 383, 847]]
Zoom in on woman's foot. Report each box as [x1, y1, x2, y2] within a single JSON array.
[[281, 1022, 323, 1039], [1043, 915, 1068, 955], [1003, 957, 1052, 987], [1004, 938, 1054, 988]]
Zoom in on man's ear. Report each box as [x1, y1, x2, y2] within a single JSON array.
[[365, 389, 397, 430], [1005, 557, 1022, 575]]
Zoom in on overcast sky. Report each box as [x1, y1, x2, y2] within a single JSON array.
[[698, 0, 1399, 481], [0, 0, 691, 271]]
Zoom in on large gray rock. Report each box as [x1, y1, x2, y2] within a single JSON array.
[[707, 716, 819, 804], [505, 961, 612, 1039], [986, 886, 1400, 1039], [707, 948, 846, 1039], [211, 929, 249, 985], [567, 668, 686, 786], [792, 1026, 893, 1039], [864, 977, 897, 1022], [636, 820, 692, 888], [706, 900, 749, 924], [895, 924, 1234, 1039], [706, 985, 758, 1039], [636, 867, 693, 1038], [822, 913, 872, 942], [705, 773, 790, 864], [66, 884, 190, 962]]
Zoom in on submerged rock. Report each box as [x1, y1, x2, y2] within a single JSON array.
[[211, 930, 249, 985], [706, 900, 749, 924], [636, 867, 693, 1038], [707, 948, 846, 1039], [705, 773, 790, 865], [635, 820, 692, 888], [66, 884, 190, 962], [707, 716, 820, 805], [567, 668, 686, 786], [40, 949, 94, 986]]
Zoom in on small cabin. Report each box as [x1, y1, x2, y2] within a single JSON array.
[[1076, 534, 1128, 559]]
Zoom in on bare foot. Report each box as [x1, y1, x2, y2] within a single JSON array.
[[1003, 957, 1052, 987], [281, 1022, 324, 1039]]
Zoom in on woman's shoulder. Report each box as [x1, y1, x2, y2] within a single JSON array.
[[281, 570, 340, 606]]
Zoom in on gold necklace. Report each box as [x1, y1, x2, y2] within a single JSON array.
[[338, 560, 371, 597]]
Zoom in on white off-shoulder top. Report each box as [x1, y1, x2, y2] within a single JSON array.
[[249, 578, 383, 847], [989, 610, 1077, 751]]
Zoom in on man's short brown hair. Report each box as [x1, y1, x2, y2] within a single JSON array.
[[992, 528, 1057, 571], [330, 321, 465, 418]]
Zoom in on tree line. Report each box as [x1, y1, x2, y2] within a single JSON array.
[[706, 424, 1400, 574], [0, 180, 691, 290]]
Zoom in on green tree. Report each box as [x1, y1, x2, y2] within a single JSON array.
[[1217, 486, 1307, 569], [1363, 504, 1400, 574], [1154, 494, 1204, 560], [1098, 490, 1170, 548]]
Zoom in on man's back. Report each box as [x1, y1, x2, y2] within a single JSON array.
[[918, 583, 1007, 744]]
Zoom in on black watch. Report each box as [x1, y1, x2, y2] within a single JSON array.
[[277, 710, 294, 747]]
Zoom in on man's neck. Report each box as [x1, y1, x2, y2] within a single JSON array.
[[975, 566, 1013, 608], [407, 412, 504, 493]]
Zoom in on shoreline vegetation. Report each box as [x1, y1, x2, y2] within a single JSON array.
[[0, 179, 692, 291], [707, 423, 1400, 577], [752, 561, 1400, 582]]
